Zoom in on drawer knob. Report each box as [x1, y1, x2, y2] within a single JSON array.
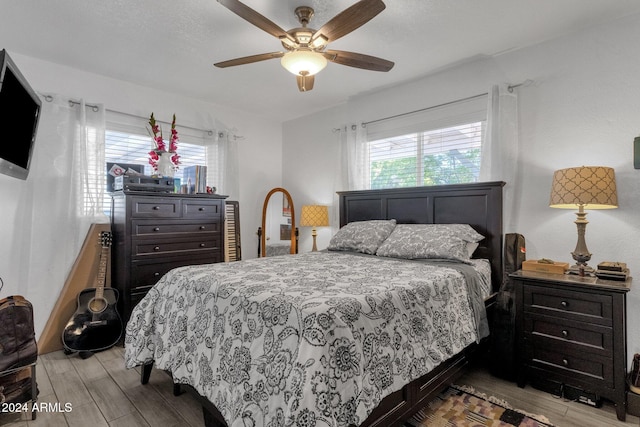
[[198, 207, 205, 211], [153, 206, 160, 210], [154, 227, 160, 232], [200, 226, 206, 230], [154, 272, 160, 276], [561, 330, 569, 338], [200, 243, 206, 247], [561, 300, 569, 308], [562, 358, 569, 366], [154, 246, 160, 251]]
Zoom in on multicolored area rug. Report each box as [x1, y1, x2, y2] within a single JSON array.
[[405, 385, 555, 427]]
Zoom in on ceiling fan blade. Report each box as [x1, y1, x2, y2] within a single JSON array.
[[217, 0, 295, 43], [312, 0, 386, 44], [296, 74, 315, 92], [214, 52, 284, 68], [323, 50, 394, 72]]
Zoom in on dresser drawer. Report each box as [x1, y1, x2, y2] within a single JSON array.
[[130, 260, 186, 290], [131, 236, 221, 258], [132, 220, 221, 237], [183, 199, 222, 219], [523, 284, 613, 326], [528, 345, 614, 387], [525, 314, 613, 354], [130, 285, 155, 309], [130, 255, 215, 291], [130, 197, 181, 218]]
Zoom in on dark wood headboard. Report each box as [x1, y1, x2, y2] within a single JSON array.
[[337, 181, 505, 292]]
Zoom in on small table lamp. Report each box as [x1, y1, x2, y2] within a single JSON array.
[[549, 166, 618, 275], [300, 205, 330, 252]]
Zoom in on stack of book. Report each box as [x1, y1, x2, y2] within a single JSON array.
[[183, 165, 208, 194], [595, 261, 629, 281]]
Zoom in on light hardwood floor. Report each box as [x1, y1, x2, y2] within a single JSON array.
[[1, 347, 638, 426]]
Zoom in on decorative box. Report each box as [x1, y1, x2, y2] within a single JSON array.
[[521, 259, 569, 274]]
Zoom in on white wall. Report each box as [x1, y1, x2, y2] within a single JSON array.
[[283, 12, 640, 364], [0, 53, 282, 337]]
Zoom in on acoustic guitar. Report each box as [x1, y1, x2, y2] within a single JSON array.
[[62, 231, 122, 354]]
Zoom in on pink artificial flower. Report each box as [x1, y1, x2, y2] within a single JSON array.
[[147, 112, 180, 171], [171, 153, 180, 165]]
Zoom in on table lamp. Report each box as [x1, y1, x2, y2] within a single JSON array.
[[549, 166, 618, 275], [300, 205, 330, 252]]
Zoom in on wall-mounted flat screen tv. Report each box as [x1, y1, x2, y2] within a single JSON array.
[[0, 49, 41, 180]]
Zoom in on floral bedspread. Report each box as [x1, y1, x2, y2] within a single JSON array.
[[124, 251, 489, 427]]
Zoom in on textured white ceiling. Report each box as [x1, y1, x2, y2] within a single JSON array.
[[2, 0, 640, 121]]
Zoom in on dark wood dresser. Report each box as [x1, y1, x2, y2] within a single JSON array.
[[512, 269, 631, 421], [111, 191, 227, 323]]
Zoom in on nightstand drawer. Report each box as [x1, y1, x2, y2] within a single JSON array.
[[529, 346, 613, 387], [525, 314, 613, 354], [524, 284, 612, 326]]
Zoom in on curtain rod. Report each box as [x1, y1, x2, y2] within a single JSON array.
[[361, 80, 531, 127], [109, 108, 246, 140], [105, 108, 217, 137], [42, 94, 220, 137]]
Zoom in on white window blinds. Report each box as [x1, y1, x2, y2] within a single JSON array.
[[104, 111, 209, 213], [364, 94, 487, 189]]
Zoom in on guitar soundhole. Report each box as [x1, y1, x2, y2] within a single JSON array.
[[88, 297, 108, 314]]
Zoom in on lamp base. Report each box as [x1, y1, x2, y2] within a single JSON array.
[[569, 207, 593, 277], [311, 227, 318, 252], [567, 264, 595, 277]]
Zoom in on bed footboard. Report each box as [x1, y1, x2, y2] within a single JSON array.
[[167, 341, 483, 427]]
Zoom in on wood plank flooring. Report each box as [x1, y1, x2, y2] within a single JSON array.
[[0, 347, 202, 427], [1, 346, 638, 426]]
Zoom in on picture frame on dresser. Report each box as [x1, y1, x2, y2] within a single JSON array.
[[110, 190, 227, 323], [511, 269, 631, 421]]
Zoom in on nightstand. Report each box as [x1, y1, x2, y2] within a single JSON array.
[[511, 270, 631, 421]]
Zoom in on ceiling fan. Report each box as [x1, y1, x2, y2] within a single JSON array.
[[214, 0, 394, 92]]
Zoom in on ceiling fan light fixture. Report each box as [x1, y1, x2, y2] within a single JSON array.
[[279, 35, 297, 49], [310, 34, 328, 49], [281, 50, 327, 76]]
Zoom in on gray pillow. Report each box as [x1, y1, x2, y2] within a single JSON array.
[[376, 224, 484, 261], [328, 219, 397, 255]]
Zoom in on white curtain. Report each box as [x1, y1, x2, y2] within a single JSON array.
[[206, 130, 239, 200], [339, 124, 369, 191], [17, 95, 107, 335], [479, 84, 519, 231]]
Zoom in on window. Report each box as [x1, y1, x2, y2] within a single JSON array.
[[368, 121, 484, 188], [105, 129, 206, 182], [104, 114, 209, 215], [362, 94, 487, 190]]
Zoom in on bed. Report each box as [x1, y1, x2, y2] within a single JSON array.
[[124, 181, 504, 427]]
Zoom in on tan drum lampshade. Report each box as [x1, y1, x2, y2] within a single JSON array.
[[549, 166, 618, 209], [300, 205, 330, 251], [549, 166, 618, 275]]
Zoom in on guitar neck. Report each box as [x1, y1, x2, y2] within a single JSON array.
[[95, 240, 110, 299]]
